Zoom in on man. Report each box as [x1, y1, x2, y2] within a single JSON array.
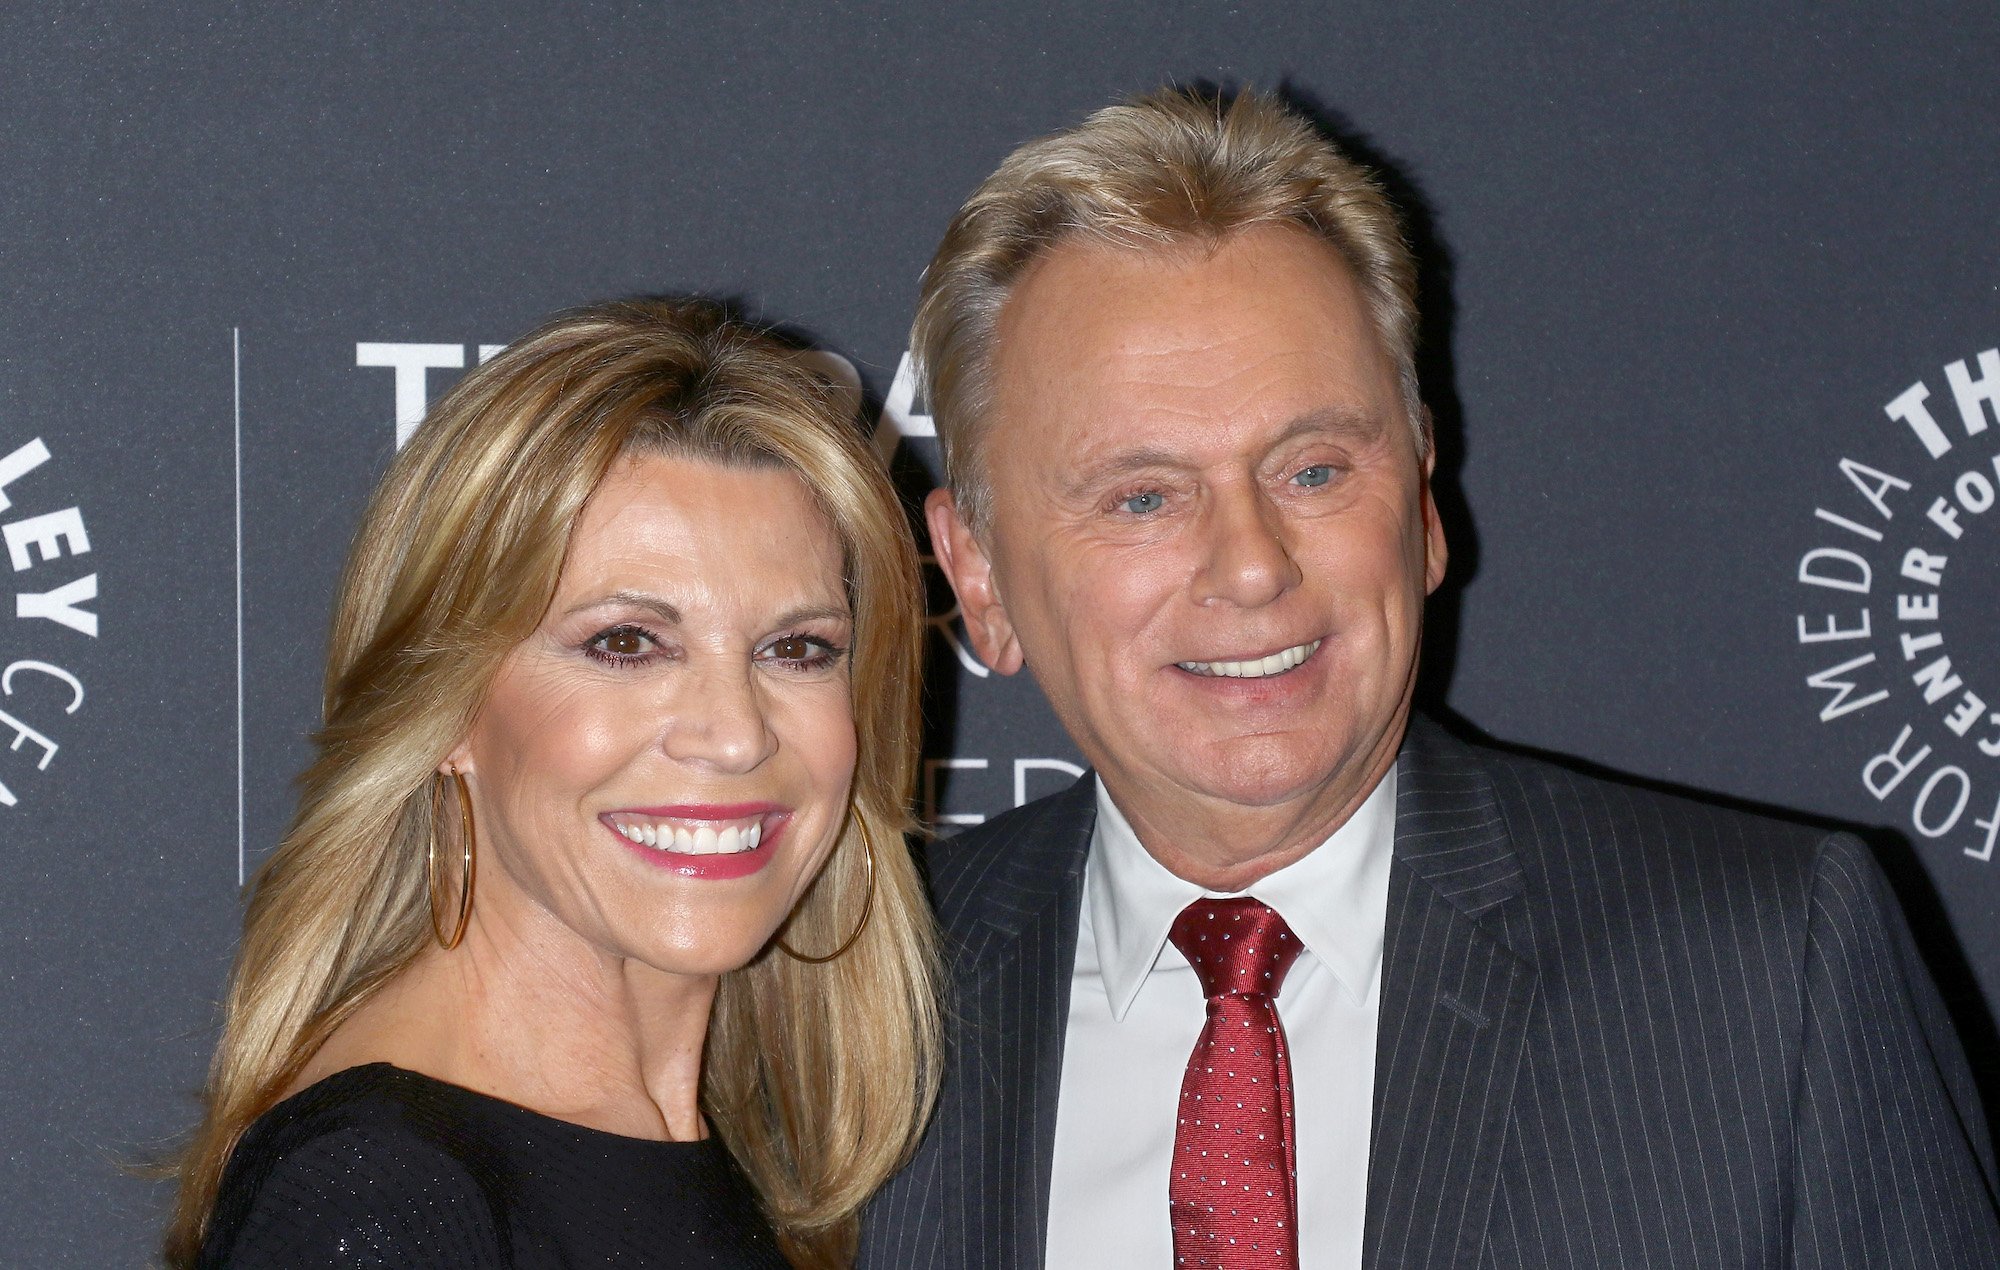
[[864, 88, 2000, 1268]]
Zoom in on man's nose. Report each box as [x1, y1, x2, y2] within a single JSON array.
[[662, 663, 778, 773], [1192, 483, 1302, 608]]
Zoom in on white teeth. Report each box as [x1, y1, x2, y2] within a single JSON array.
[[1177, 639, 1322, 679], [610, 815, 766, 855]]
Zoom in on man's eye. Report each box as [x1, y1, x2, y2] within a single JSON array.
[[1293, 465, 1333, 488], [1121, 492, 1165, 515]]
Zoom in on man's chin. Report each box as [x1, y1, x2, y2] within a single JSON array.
[[1165, 748, 1352, 812], [1160, 720, 1403, 810]]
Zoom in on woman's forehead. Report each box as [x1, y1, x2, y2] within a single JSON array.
[[557, 453, 846, 616]]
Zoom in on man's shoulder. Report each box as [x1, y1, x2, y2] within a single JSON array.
[[1477, 728, 1821, 837], [917, 772, 1096, 934], [1415, 719, 1847, 933]]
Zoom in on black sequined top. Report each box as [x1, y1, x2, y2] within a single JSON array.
[[197, 1064, 792, 1268]]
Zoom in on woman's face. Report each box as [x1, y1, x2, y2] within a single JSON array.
[[448, 450, 858, 979]]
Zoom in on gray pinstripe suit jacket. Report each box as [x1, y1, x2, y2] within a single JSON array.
[[862, 717, 2000, 1267]]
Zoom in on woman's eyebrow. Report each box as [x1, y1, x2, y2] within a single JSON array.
[[771, 604, 853, 627], [564, 594, 851, 628], [563, 591, 682, 624]]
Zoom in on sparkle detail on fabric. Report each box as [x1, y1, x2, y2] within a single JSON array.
[[195, 1064, 788, 1267], [1168, 897, 1305, 1269]]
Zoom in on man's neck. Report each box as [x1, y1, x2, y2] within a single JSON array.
[[1104, 734, 1403, 892]]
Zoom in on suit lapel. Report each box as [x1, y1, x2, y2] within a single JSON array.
[[934, 774, 1095, 1270], [1364, 720, 1539, 1269]]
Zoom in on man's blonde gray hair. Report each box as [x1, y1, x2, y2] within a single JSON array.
[[912, 85, 1424, 534]]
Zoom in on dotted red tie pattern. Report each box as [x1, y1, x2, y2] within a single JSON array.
[[1167, 897, 1305, 1269]]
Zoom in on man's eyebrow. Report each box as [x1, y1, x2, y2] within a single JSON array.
[[1274, 406, 1390, 445], [563, 591, 682, 624], [1058, 407, 1392, 498], [1058, 446, 1190, 498]]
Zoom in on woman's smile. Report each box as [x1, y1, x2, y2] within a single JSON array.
[[600, 805, 791, 879]]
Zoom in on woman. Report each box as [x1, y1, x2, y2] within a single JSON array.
[[165, 298, 940, 1268]]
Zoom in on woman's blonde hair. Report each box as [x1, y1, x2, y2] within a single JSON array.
[[165, 297, 939, 1269], [913, 84, 1424, 535]]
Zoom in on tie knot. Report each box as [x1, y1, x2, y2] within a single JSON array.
[[1168, 897, 1303, 1001]]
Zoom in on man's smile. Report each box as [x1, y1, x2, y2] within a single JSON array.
[[1175, 638, 1322, 679]]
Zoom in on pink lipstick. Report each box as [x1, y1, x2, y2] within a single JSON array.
[[599, 803, 788, 881]]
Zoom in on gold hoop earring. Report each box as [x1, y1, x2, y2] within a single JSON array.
[[427, 765, 476, 950], [776, 814, 877, 964]]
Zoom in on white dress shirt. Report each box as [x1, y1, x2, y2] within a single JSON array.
[[1044, 770, 1396, 1270]]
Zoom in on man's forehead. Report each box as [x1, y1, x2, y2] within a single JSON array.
[[978, 224, 1406, 492], [991, 229, 1383, 388]]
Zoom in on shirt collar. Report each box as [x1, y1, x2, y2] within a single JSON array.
[[1086, 768, 1397, 1018]]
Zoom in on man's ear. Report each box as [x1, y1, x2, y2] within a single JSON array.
[[925, 487, 1025, 676], [1419, 420, 1448, 596]]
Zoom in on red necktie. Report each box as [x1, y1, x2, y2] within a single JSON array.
[[1168, 897, 1306, 1268]]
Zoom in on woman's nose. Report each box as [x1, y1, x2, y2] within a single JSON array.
[[662, 664, 778, 773]]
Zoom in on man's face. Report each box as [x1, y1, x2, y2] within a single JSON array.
[[927, 224, 1445, 887]]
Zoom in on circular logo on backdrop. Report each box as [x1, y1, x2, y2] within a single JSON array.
[[1793, 343, 2000, 861], [0, 434, 96, 811]]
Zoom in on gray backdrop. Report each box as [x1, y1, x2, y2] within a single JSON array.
[[3, 4, 1996, 1264]]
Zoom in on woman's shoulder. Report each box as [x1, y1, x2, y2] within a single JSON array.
[[199, 1065, 509, 1268]]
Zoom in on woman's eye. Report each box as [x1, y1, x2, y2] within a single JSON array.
[[585, 625, 659, 663], [1121, 491, 1165, 515], [762, 634, 844, 670], [768, 636, 815, 662], [1292, 465, 1333, 488]]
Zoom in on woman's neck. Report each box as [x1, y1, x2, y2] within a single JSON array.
[[298, 892, 719, 1142]]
